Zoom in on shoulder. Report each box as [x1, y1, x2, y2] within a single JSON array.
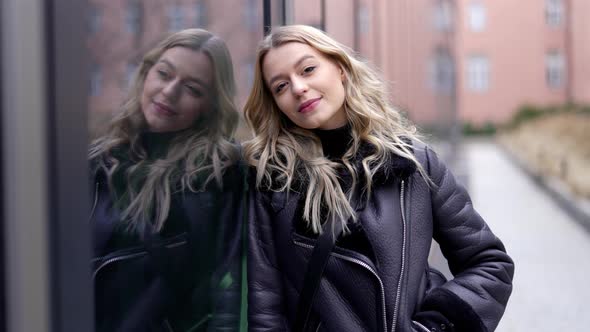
[[407, 139, 449, 177]]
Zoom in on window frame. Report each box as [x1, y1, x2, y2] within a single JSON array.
[[467, 54, 490, 92], [546, 50, 565, 89], [467, 1, 486, 32]]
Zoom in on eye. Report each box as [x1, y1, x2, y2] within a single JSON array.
[[303, 66, 316, 74], [157, 69, 170, 80], [274, 82, 288, 94], [185, 84, 203, 97]]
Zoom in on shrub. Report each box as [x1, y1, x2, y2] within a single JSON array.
[[463, 122, 497, 136]]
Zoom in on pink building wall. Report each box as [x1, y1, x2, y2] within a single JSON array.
[[457, 0, 568, 125], [569, 0, 590, 104], [321, 0, 588, 127]]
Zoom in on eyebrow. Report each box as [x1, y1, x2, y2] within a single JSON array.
[[267, 54, 316, 87], [157, 58, 210, 88]]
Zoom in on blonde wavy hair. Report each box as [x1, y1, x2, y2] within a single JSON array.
[[89, 28, 239, 233], [243, 25, 426, 234]]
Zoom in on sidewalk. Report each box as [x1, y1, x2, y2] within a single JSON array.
[[499, 142, 590, 233], [461, 140, 590, 331]]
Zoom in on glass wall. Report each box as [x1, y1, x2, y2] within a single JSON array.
[[2, 1, 281, 331]]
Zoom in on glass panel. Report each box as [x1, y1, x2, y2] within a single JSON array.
[[85, 0, 264, 330]]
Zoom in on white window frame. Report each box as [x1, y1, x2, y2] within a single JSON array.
[[429, 48, 454, 94], [125, 62, 137, 89], [243, 0, 258, 31], [89, 5, 102, 34], [545, 0, 564, 27], [468, 2, 486, 32], [194, 2, 208, 27], [90, 64, 102, 97], [358, 5, 370, 35], [125, 1, 141, 34], [546, 50, 565, 89], [467, 55, 489, 92], [168, 4, 184, 32], [433, 1, 452, 31]]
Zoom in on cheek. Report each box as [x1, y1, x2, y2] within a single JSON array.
[[273, 95, 292, 115], [184, 98, 209, 119]]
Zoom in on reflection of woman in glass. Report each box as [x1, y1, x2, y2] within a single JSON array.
[[89, 29, 244, 332], [244, 25, 514, 332]]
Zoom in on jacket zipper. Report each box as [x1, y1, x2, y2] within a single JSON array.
[[92, 240, 187, 280], [411, 320, 430, 332], [89, 181, 99, 222], [391, 180, 407, 332], [293, 240, 388, 332]]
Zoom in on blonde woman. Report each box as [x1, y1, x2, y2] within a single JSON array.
[[244, 25, 513, 332], [89, 29, 245, 331]]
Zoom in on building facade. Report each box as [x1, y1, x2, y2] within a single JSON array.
[[87, 0, 590, 131]]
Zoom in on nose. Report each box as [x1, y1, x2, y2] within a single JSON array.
[[161, 80, 180, 101], [291, 77, 308, 97]]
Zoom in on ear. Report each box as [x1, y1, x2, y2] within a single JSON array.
[[339, 67, 345, 82]]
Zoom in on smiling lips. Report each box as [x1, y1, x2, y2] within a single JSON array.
[[153, 101, 176, 116], [298, 97, 321, 113]]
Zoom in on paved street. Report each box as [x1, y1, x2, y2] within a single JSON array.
[[456, 140, 590, 331]]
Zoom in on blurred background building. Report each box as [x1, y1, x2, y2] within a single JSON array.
[[87, 0, 590, 135]]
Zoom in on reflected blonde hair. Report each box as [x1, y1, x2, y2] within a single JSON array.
[[89, 29, 239, 233], [243, 25, 425, 233]]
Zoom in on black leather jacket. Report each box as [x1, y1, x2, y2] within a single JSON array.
[[91, 163, 246, 332], [247, 143, 514, 332]]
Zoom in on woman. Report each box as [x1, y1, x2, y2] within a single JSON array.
[[89, 29, 245, 332], [244, 25, 514, 332]]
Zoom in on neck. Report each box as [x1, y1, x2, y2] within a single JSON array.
[[313, 123, 352, 160], [141, 130, 179, 158]]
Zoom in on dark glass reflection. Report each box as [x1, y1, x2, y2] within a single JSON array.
[[88, 29, 245, 331]]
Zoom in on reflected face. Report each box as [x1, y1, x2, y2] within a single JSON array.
[[141, 47, 213, 133], [262, 42, 347, 130]]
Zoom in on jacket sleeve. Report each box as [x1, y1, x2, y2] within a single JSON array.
[[247, 176, 289, 331], [420, 146, 514, 332]]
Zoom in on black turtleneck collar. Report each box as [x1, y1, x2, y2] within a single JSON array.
[[311, 125, 418, 182], [313, 124, 352, 160], [140, 130, 180, 159]]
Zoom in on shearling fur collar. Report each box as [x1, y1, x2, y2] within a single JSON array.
[[352, 140, 417, 183]]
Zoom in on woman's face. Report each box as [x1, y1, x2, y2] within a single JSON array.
[[141, 47, 213, 133], [262, 42, 347, 130]]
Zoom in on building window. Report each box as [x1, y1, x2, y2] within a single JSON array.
[[358, 5, 370, 35], [125, 1, 142, 34], [433, 1, 452, 31], [91, 64, 102, 97], [243, 0, 258, 31], [244, 63, 255, 86], [467, 55, 489, 92], [89, 5, 101, 34], [545, 0, 564, 27], [168, 5, 184, 32], [125, 62, 138, 89], [430, 48, 454, 94], [546, 51, 565, 89], [468, 2, 486, 32], [194, 2, 208, 27]]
